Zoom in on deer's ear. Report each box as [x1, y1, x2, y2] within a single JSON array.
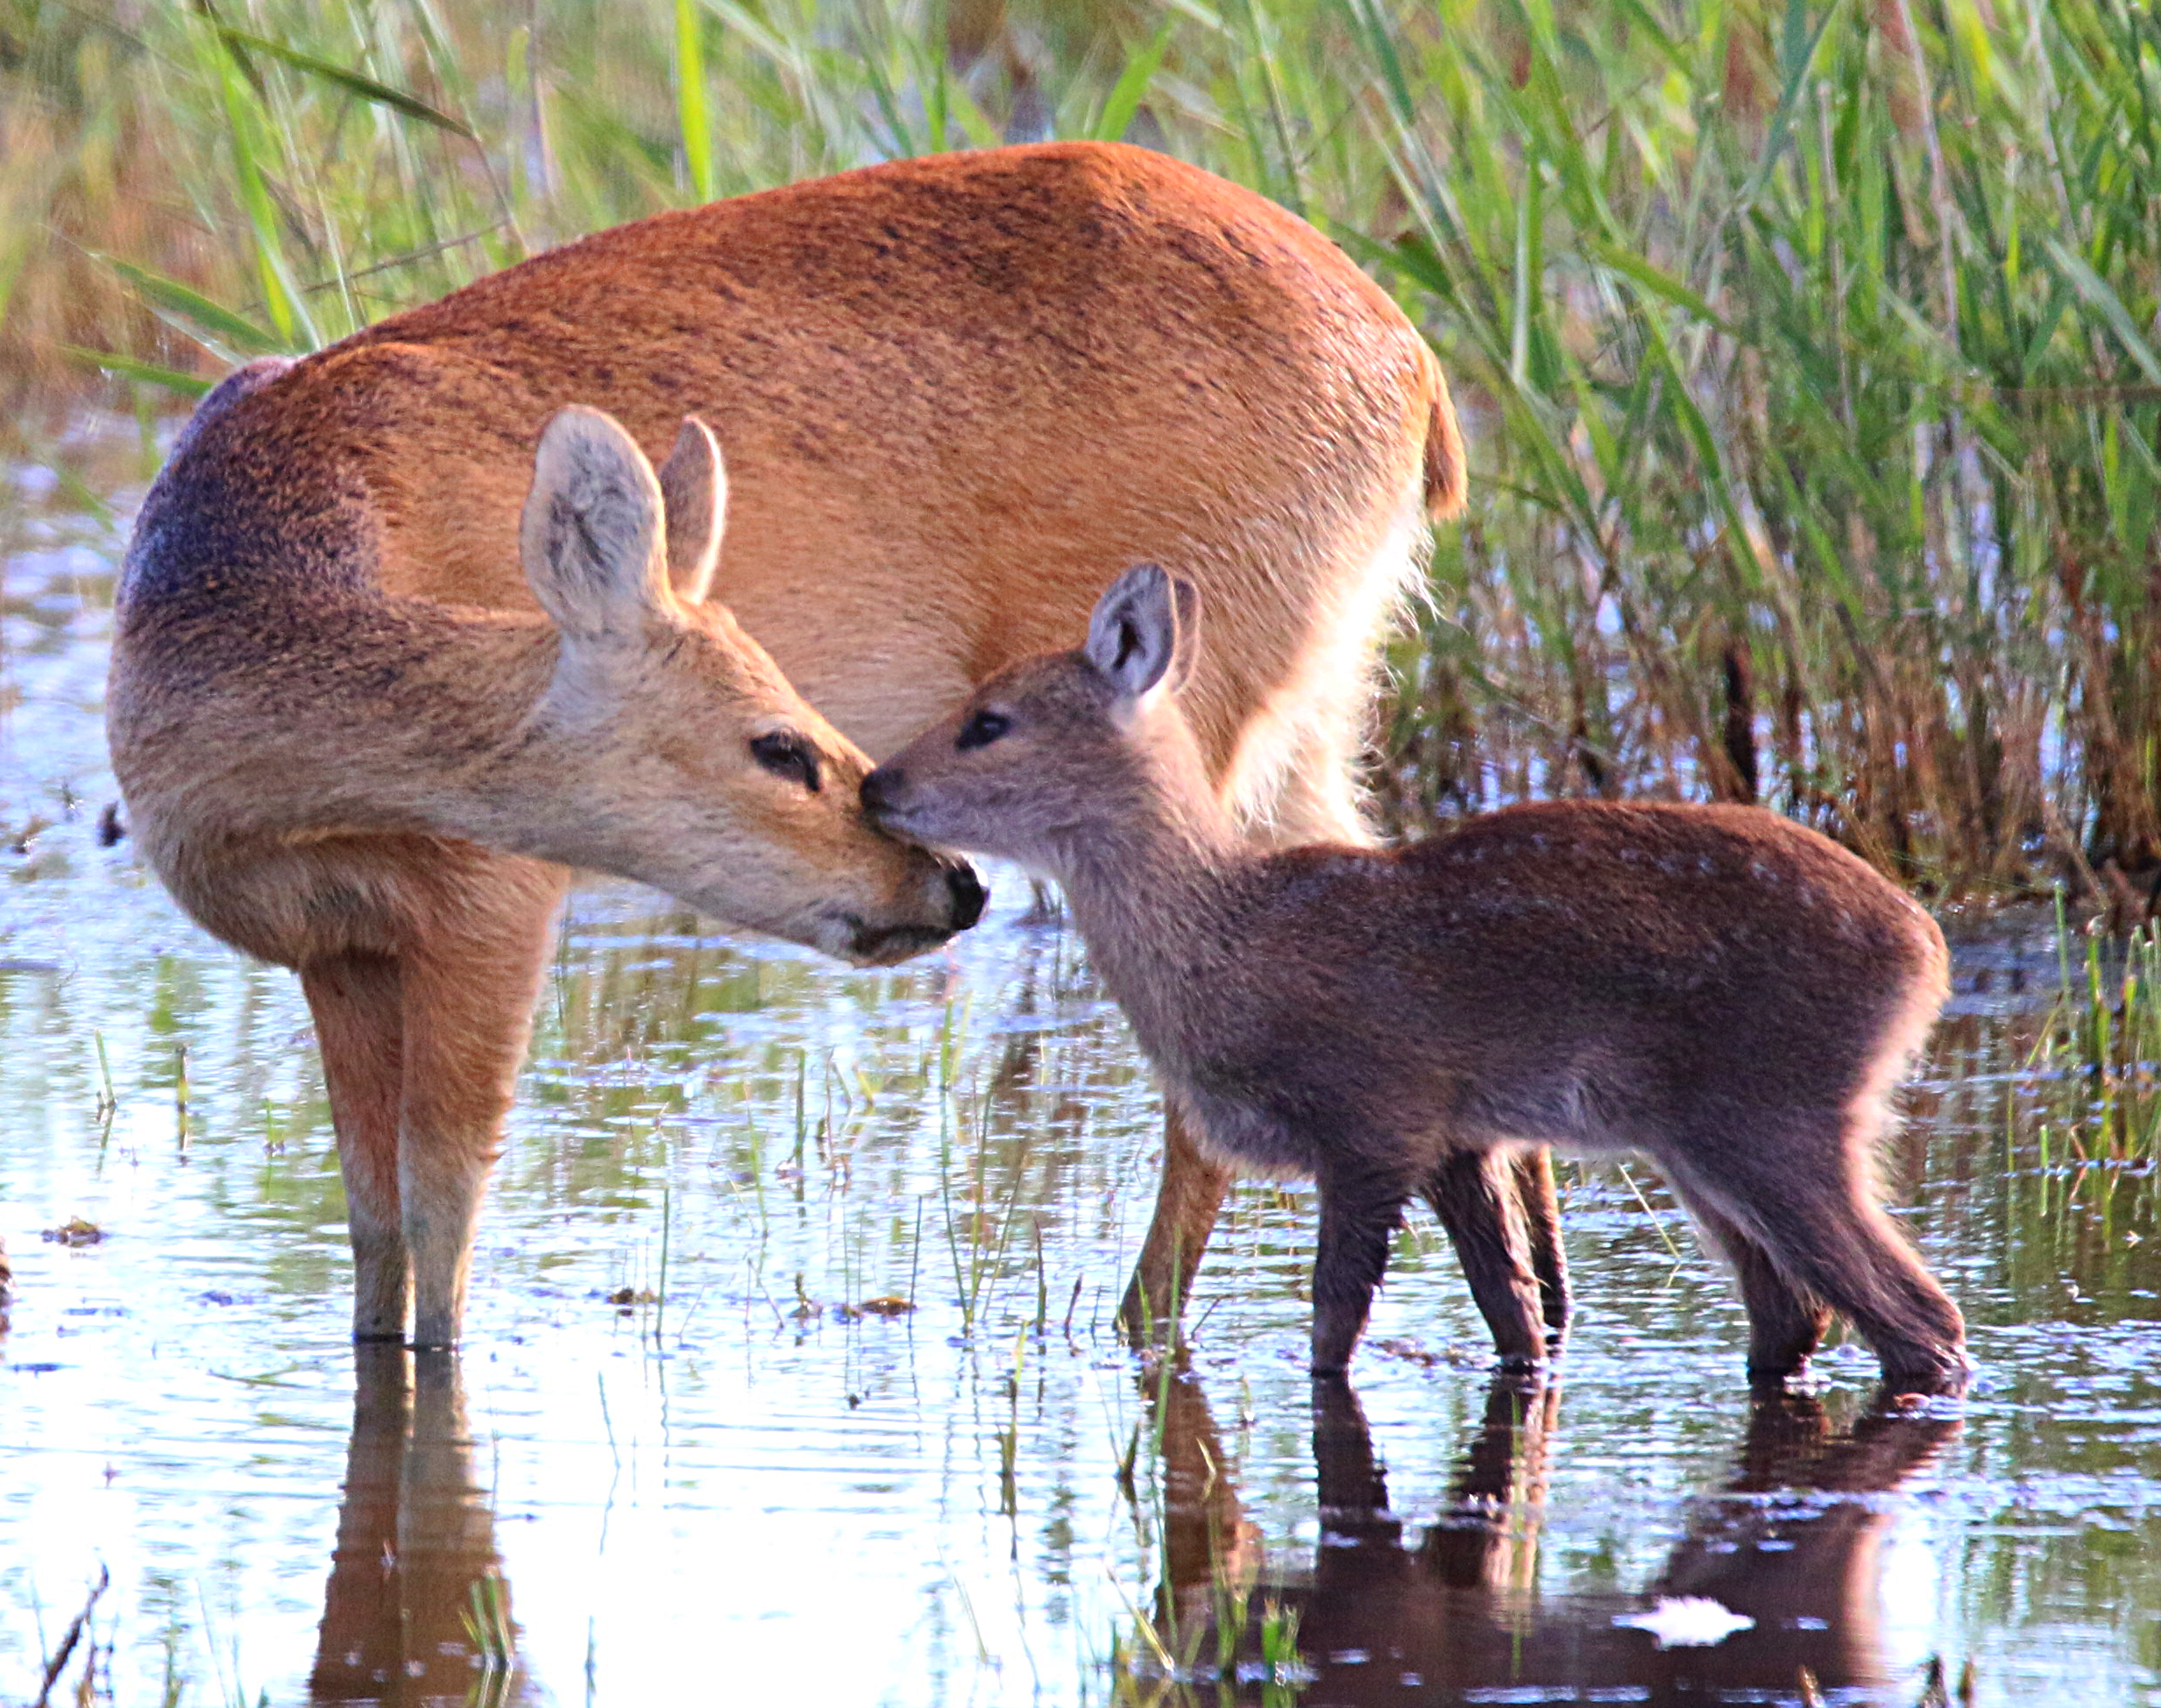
[[657, 415, 726, 606], [1085, 563, 1191, 703], [520, 405, 672, 642]]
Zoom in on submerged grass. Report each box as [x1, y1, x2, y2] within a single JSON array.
[[5, 0, 2161, 890]]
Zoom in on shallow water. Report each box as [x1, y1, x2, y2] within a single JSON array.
[[4, 437, 2161, 1707]]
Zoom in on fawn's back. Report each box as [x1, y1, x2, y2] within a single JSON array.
[[1173, 801, 1948, 1174]]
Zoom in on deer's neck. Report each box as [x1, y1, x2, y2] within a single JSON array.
[[362, 604, 584, 854], [152, 593, 577, 856]]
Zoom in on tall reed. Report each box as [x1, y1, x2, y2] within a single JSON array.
[[5, 0, 2157, 892]]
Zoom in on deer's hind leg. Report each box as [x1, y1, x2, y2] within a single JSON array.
[[1425, 1148, 1549, 1369], [302, 953, 409, 1342], [394, 846, 568, 1350], [1513, 1148, 1570, 1335], [1660, 1112, 1968, 1397], [1684, 1196, 1833, 1388]]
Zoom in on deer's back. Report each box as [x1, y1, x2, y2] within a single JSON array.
[[118, 142, 1440, 763]]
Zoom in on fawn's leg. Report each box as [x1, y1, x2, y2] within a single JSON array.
[[1513, 1148, 1571, 1336], [400, 853, 566, 1350], [302, 954, 409, 1342], [1117, 1102, 1235, 1347], [1425, 1149, 1548, 1368], [1312, 1166, 1410, 1373], [1687, 1195, 1833, 1388], [1665, 1130, 1968, 1397]]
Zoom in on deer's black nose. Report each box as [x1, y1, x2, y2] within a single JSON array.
[[860, 765, 903, 819], [945, 860, 987, 931]]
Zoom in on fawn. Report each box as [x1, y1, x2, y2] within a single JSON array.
[[863, 565, 1969, 1394]]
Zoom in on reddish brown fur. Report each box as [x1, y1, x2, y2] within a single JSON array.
[[867, 566, 1969, 1393], [106, 144, 1477, 1349]]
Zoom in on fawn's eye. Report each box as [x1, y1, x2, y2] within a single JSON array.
[[749, 732, 822, 793], [956, 709, 1011, 752]]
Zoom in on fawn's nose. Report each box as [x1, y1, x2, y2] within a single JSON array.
[[944, 860, 987, 931]]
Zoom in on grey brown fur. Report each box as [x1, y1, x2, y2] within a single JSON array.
[[865, 565, 1969, 1394]]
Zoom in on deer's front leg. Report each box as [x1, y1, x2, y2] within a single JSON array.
[[398, 851, 566, 1350], [1312, 1165, 1410, 1374], [303, 953, 410, 1343]]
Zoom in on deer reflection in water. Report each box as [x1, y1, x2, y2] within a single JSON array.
[[1140, 1367, 1959, 1704], [310, 1346, 534, 1706]]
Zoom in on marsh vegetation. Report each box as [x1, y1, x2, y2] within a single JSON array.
[[7, 0, 2161, 889]]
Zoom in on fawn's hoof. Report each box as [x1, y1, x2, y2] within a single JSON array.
[[1880, 1355, 1972, 1400]]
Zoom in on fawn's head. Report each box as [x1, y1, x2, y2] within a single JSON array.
[[521, 405, 983, 964], [861, 563, 1215, 873]]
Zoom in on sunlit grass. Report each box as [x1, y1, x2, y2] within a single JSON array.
[[7, 1, 2161, 889]]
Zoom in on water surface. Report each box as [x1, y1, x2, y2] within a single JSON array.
[[4, 436, 2160, 1705]]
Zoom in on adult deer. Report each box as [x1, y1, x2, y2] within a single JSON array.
[[108, 141, 1506, 1350]]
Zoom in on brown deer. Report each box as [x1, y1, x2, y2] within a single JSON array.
[[863, 563, 1970, 1393], [107, 141, 1535, 1351]]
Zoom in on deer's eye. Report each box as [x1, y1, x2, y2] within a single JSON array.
[[956, 709, 1011, 752], [749, 732, 822, 793]]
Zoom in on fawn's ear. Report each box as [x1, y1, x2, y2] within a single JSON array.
[[1167, 572, 1202, 695], [657, 415, 726, 607], [1086, 563, 1197, 703], [521, 405, 674, 642]]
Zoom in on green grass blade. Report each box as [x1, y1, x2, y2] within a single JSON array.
[[90, 255, 283, 356], [60, 347, 214, 397], [1093, 19, 1175, 143], [675, 0, 715, 201], [213, 25, 477, 138], [2042, 234, 2161, 387], [202, 25, 318, 349]]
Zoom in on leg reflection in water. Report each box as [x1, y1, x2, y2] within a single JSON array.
[[1142, 1367, 1959, 1703], [310, 1345, 532, 1705]]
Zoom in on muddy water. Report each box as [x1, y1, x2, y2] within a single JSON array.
[[4, 440, 2161, 1707]]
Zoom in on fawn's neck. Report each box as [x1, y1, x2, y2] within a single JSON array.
[[1049, 728, 1253, 1060]]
